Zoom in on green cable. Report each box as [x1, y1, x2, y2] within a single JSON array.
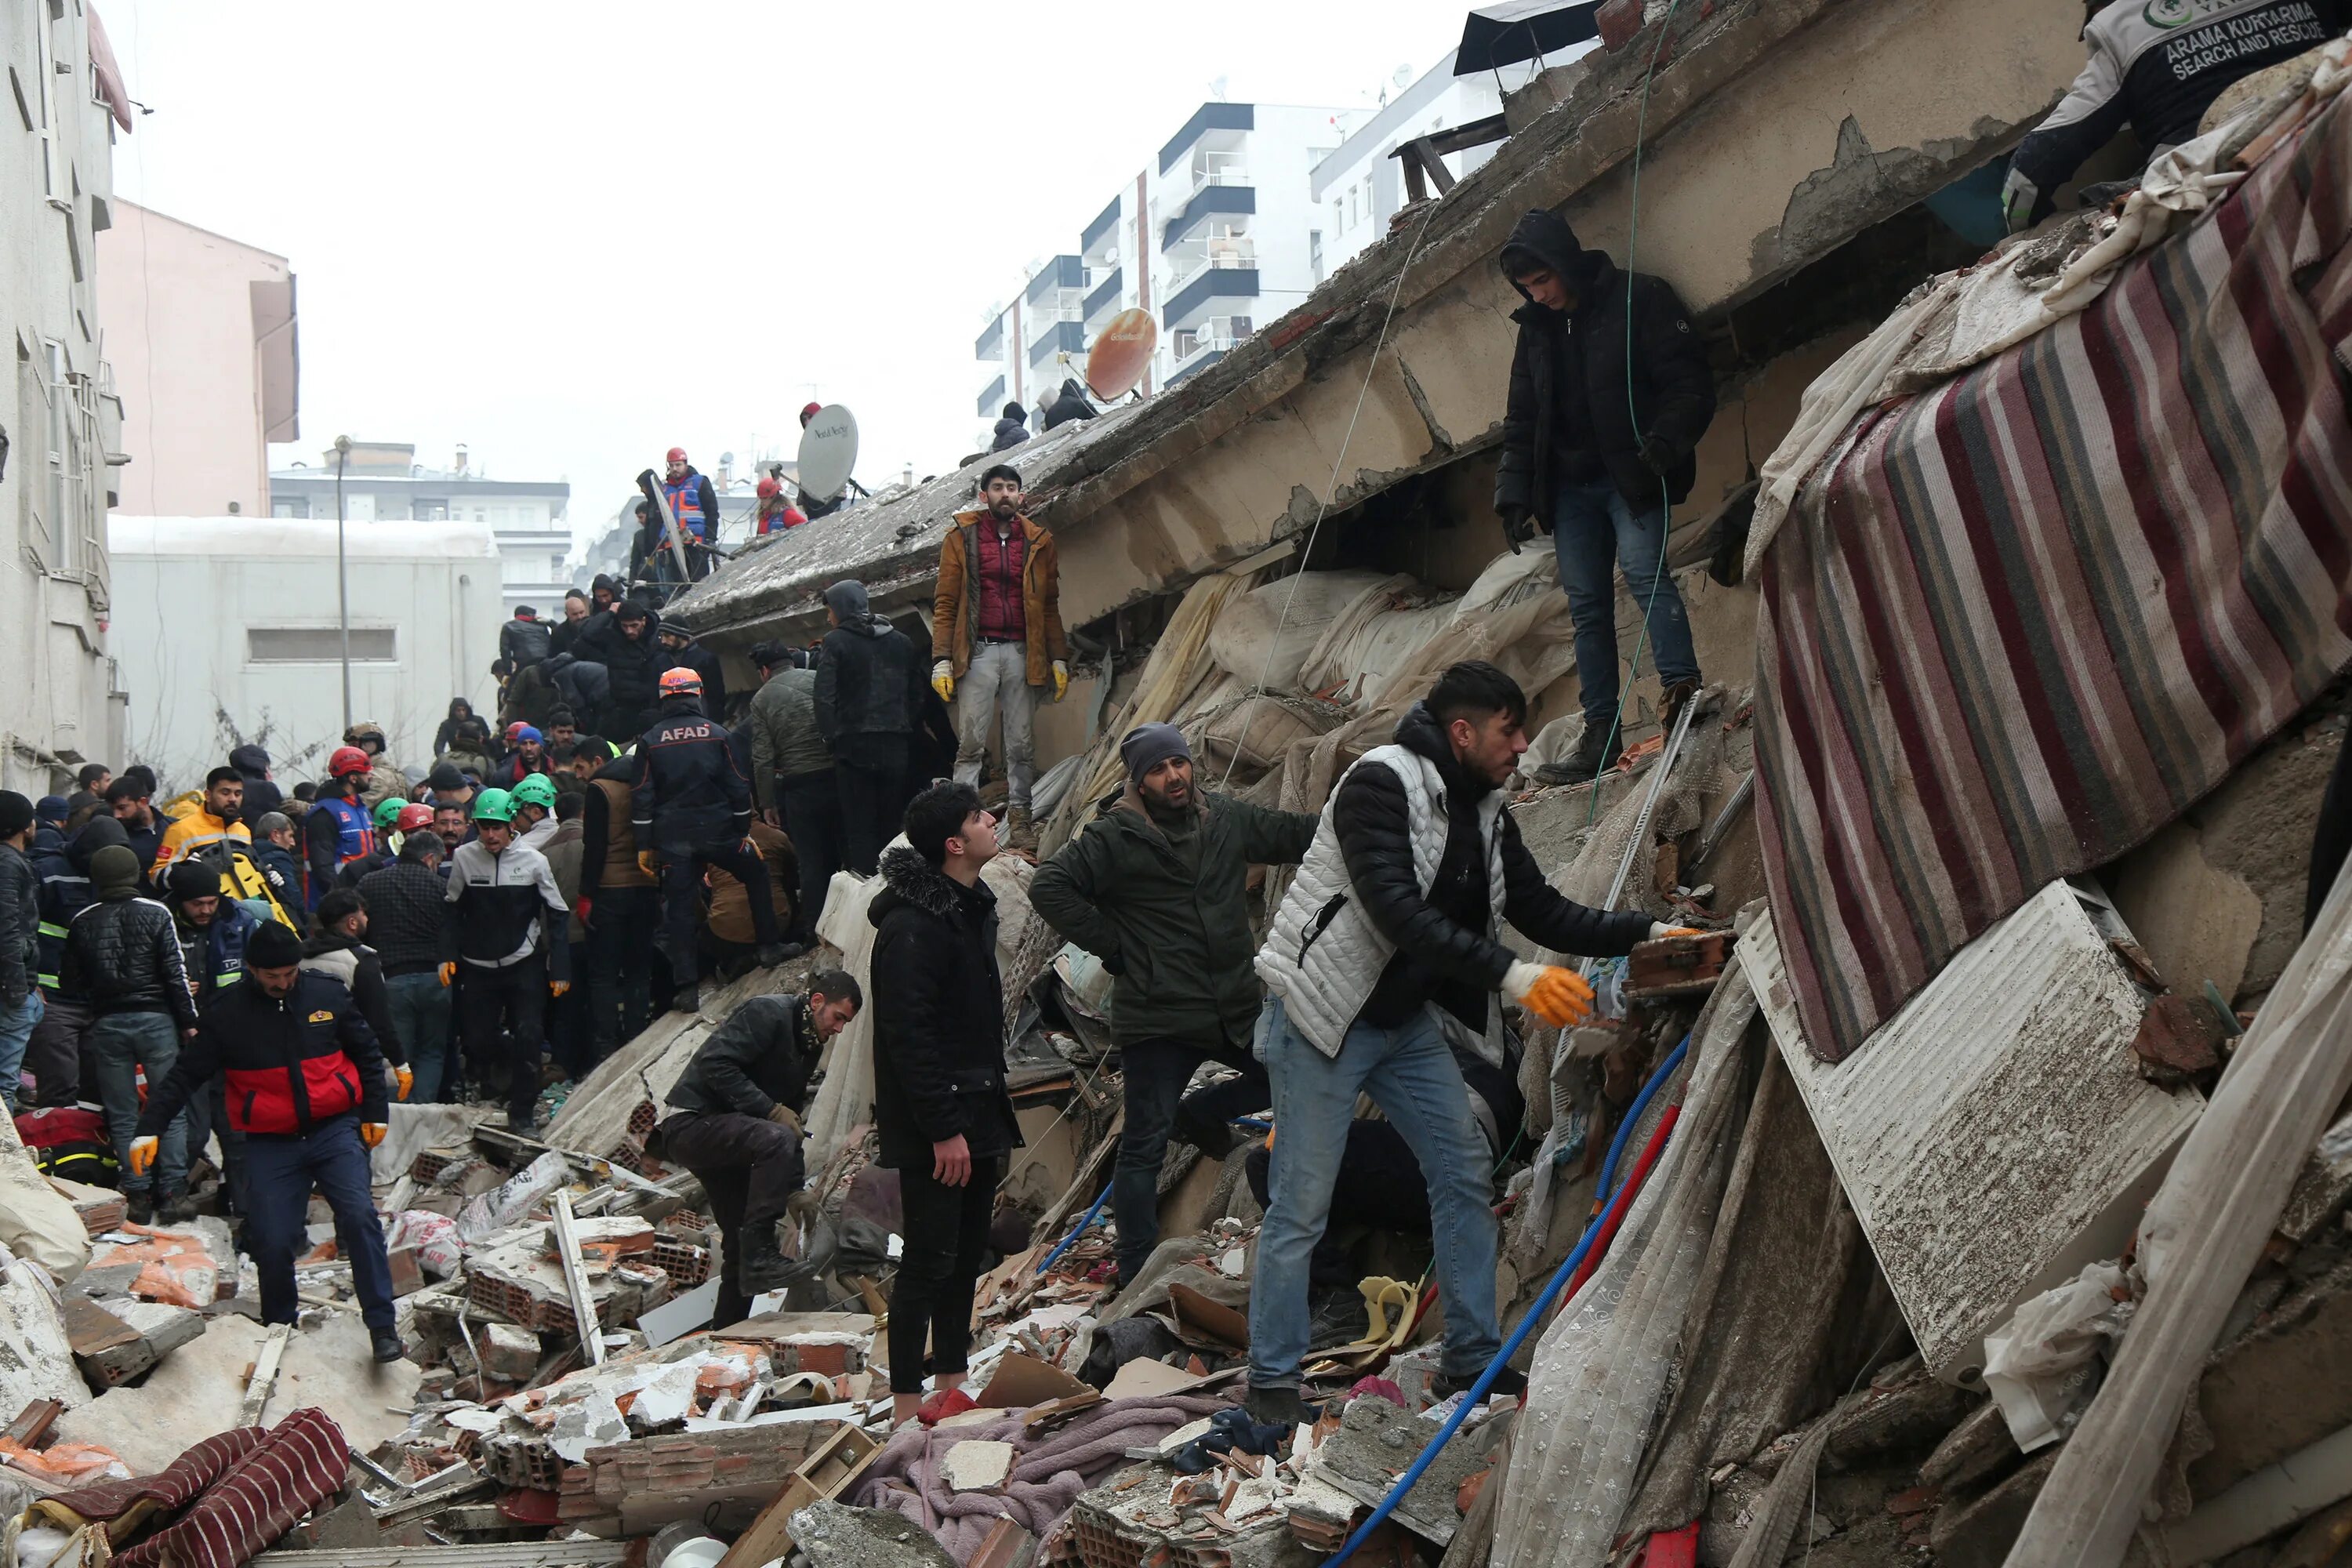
[[1581, 0, 1690, 828]]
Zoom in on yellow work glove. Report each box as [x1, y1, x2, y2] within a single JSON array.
[[1505, 960, 1595, 1029], [127, 1135, 158, 1178], [931, 661, 954, 702], [360, 1123, 387, 1149], [551, 980, 571, 998], [1051, 660, 1069, 702], [395, 1065, 414, 1102], [438, 961, 456, 986], [637, 850, 660, 878], [768, 1103, 804, 1134]]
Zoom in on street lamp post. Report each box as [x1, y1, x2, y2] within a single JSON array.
[[334, 434, 353, 732]]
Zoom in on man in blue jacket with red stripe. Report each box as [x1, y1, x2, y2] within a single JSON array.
[[129, 920, 401, 1363], [306, 746, 380, 911]]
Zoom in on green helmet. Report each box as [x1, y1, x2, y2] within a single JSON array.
[[372, 797, 407, 831], [510, 775, 558, 811], [472, 787, 517, 823]]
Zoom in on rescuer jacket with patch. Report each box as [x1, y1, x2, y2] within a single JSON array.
[[631, 697, 753, 854], [136, 970, 387, 1139]]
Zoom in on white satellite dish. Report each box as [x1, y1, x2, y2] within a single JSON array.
[[797, 405, 859, 503]]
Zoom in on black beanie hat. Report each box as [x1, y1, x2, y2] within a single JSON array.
[[245, 921, 303, 969], [0, 791, 31, 839]]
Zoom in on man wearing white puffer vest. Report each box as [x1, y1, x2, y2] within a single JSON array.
[[1247, 660, 1683, 1425]]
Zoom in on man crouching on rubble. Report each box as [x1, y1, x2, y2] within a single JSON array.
[[127, 920, 403, 1364], [1031, 723, 1317, 1287], [870, 782, 1023, 1426], [659, 970, 862, 1327], [1246, 660, 1673, 1425]]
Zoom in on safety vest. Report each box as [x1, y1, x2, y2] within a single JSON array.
[[662, 476, 709, 543], [319, 795, 376, 868]]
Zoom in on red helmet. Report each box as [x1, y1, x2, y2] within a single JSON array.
[[659, 666, 703, 696], [800, 401, 822, 423], [666, 446, 688, 464], [757, 475, 782, 500], [394, 803, 435, 832], [505, 720, 529, 741], [328, 746, 372, 779]]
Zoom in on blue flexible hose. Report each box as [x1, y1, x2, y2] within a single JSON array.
[[1036, 1180, 1113, 1276], [1319, 1033, 1693, 1568]]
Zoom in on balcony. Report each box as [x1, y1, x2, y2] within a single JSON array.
[[1028, 319, 1087, 367], [975, 314, 1004, 361], [1081, 195, 1121, 260], [1083, 267, 1124, 327], [1161, 266, 1259, 330], [1162, 182, 1254, 250], [1167, 346, 1229, 387], [978, 373, 1007, 417], [1025, 255, 1086, 305], [1160, 101, 1254, 174]]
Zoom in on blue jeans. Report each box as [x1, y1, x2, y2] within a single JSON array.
[[1553, 481, 1700, 731], [385, 971, 454, 1103], [89, 1011, 187, 1196], [1248, 996, 1501, 1390], [0, 991, 42, 1112], [245, 1118, 395, 1330]]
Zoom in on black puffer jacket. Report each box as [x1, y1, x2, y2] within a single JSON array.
[[1043, 379, 1097, 431], [867, 847, 1022, 1170], [1333, 702, 1650, 1038], [1494, 208, 1715, 521], [631, 695, 753, 855], [500, 615, 554, 670], [815, 583, 928, 750], [582, 607, 667, 737], [0, 842, 35, 1008], [358, 860, 454, 978], [665, 994, 822, 1120], [60, 895, 198, 1026], [990, 415, 1029, 452]]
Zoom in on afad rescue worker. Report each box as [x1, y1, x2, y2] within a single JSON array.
[[1495, 209, 1711, 779], [2002, 0, 2344, 231], [659, 972, 862, 1326], [1030, 724, 1316, 1284], [129, 920, 404, 1364], [632, 666, 786, 1014], [307, 746, 379, 909], [1245, 662, 1695, 1425]]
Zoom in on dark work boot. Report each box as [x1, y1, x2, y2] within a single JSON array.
[[1661, 678, 1703, 733], [1243, 1384, 1312, 1428], [739, 1222, 793, 1297], [372, 1331, 406, 1364], [670, 984, 700, 1014], [755, 943, 789, 970]]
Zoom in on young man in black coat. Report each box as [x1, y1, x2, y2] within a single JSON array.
[[814, 579, 929, 877], [1494, 207, 1713, 778], [658, 972, 862, 1327], [869, 782, 1022, 1425]]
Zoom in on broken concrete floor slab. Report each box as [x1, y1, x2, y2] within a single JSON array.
[[53, 1311, 420, 1473], [789, 1500, 960, 1568]]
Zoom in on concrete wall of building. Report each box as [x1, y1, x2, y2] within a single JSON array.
[[0, 0, 125, 793], [98, 202, 290, 518], [107, 516, 501, 791]]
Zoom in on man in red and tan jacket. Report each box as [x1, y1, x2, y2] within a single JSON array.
[[129, 920, 402, 1363], [930, 463, 1069, 845]]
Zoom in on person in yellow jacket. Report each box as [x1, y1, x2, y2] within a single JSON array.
[[154, 767, 250, 869], [929, 463, 1069, 844]]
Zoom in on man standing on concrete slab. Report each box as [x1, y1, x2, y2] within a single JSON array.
[[129, 918, 402, 1363], [750, 641, 836, 953], [816, 581, 930, 878], [659, 972, 862, 1327], [1494, 209, 1711, 779], [869, 783, 1022, 1425], [1246, 661, 1675, 1425], [1030, 724, 1316, 1285], [930, 464, 1069, 848]]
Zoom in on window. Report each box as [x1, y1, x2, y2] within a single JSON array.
[[32, 9, 61, 203], [474, 507, 488, 522], [412, 499, 449, 521], [550, 554, 564, 579], [1309, 231, 1323, 284], [272, 499, 306, 519], [248, 628, 398, 663]]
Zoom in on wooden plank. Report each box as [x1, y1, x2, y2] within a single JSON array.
[[549, 1189, 604, 1366], [240, 1323, 292, 1427], [4, 1399, 63, 1447], [254, 1544, 630, 1568]]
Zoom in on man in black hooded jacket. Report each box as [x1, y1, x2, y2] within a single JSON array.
[[1494, 208, 1712, 779], [814, 579, 930, 876], [1042, 379, 1096, 431]]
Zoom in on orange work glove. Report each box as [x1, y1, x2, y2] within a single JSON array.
[[1505, 961, 1595, 1029], [360, 1123, 387, 1149], [551, 980, 571, 998], [127, 1136, 158, 1178], [394, 1065, 414, 1102], [438, 961, 456, 986]]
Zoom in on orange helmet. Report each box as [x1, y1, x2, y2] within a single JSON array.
[[328, 746, 372, 779], [757, 475, 782, 500], [659, 666, 703, 697], [394, 803, 435, 833]]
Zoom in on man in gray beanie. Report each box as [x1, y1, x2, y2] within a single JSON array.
[[1031, 723, 1319, 1284]]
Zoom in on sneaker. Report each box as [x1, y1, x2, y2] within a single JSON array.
[[1005, 807, 1037, 851], [670, 985, 700, 1014], [1661, 678, 1703, 732], [1555, 724, 1617, 782], [125, 1190, 155, 1226], [1243, 1383, 1312, 1428], [371, 1332, 406, 1364], [1434, 1365, 1527, 1402], [754, 942, 789, 970]]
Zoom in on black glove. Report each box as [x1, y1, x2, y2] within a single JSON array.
[[1636, 434, 1676, 476], [1498, 504, 1537, 553]]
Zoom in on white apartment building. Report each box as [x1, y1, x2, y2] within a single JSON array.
[[1311, 51, 1553, 277], [269, 442, 571, 620], [2, 0, 131, 793], [975, 99, 1364, 444]]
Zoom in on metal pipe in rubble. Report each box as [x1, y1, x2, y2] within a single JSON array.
[[1036, 1180, 1114, 1275], [1319, 1033, 1694, 1568]]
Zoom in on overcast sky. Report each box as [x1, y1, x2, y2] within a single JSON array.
[[103, 1, 1463, 552]]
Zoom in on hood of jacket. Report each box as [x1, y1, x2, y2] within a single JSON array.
[[869, 845, 990, 928], [658, 694, 708, 720], [1394, 701, 1501, 802], [592, 754, 637, 786], [1500, 208, 1604, 310], [301, 928, 365, 961], [824, 579, 887, 637], [229, 744, 271, 778], [67, 816, 131, 874]]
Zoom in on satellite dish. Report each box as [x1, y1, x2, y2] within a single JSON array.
[[1086, 309, 1159, 401], [796, 405, 859, 502]]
